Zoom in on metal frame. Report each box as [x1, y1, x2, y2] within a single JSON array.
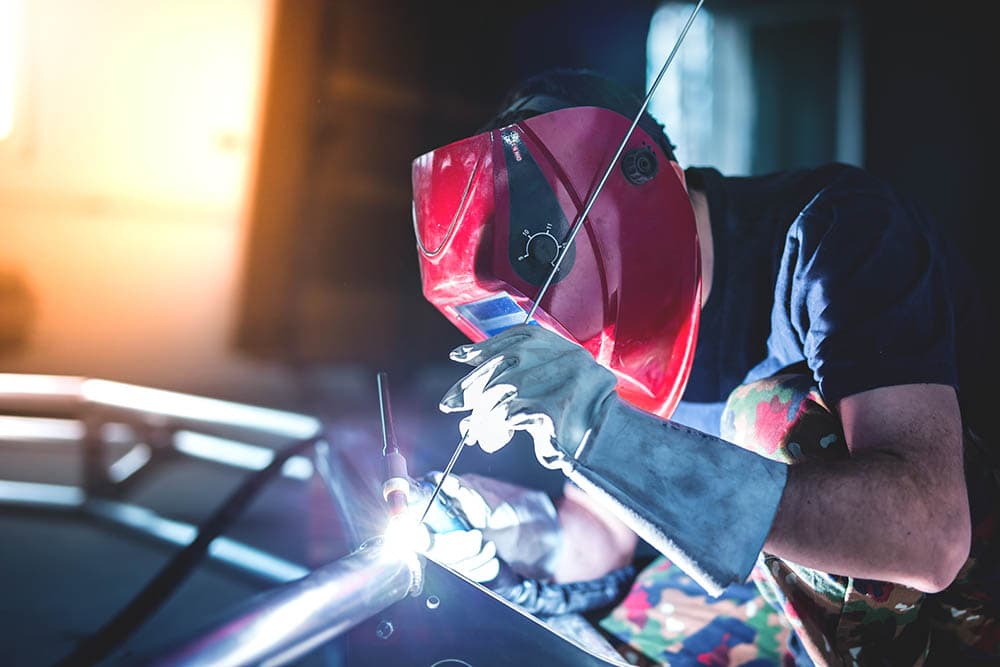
[[0, 373, 629, 667], [0, 373, 327, 583]]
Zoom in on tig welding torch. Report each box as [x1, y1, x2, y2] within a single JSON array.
[[377, 371, 412, 517]]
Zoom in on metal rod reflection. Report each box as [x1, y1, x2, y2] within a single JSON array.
[[145, 539, 419, 667]]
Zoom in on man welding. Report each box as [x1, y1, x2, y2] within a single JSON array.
[[409, 68, 996, 665]]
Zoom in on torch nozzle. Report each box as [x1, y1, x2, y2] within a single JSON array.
[[377, 372, 411, 517]]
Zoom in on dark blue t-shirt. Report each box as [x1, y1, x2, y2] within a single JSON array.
[[673, 164, 988, 439]]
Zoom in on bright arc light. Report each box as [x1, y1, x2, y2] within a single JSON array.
[[382, 512, 431, 557]]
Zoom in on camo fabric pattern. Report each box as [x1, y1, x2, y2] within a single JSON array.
[[598, 556, 793, 666]]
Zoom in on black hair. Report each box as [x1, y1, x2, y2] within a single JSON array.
[[480, 68, 677, 162]]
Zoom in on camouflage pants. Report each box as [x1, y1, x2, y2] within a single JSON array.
[[598, 372, 999, 666], [598, 555, 794, 666]]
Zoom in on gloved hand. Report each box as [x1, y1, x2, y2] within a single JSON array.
[[441, 324, 617, 472], [393, 472, 497, 584], [421, 471, 561, 579], [423, 525, 502, 583], [440, 323, 789, 597], [416, 470, 635, 617]]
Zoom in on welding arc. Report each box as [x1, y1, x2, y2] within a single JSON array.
[[526, 0, 704, 321], [422, 0, 706, 524], [54, 434, 325, 667]]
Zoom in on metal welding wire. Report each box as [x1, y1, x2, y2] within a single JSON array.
[[53, 434, 325, 667]]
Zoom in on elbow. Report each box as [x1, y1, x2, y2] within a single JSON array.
[[909, 507, 971, 593]]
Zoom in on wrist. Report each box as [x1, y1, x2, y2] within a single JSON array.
[[454, 473, 564, 580]]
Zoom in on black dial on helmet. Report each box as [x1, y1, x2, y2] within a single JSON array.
[[621, 146, 658, 185], [501, 128, 575, 286]]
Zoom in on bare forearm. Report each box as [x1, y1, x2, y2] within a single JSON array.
[[765, 451, 969, 592]]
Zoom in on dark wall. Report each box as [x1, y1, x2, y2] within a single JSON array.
[[237, 0, 996, 383], [230, 0, 996, 493], [236, 0, 658, 382], [862, 2, 997, 321], [750, 17, 842, 174]]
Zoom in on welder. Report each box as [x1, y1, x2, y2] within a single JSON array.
[[410, 69, 997, 664]]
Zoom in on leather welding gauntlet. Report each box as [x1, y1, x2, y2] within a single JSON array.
[[441, 324, 788, 596]]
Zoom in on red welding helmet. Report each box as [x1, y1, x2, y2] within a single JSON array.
[[411, 106, 701, 419]]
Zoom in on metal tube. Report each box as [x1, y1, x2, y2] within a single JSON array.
[[0, 374, 321, 439], [83, 497, 311, 584], [146, 540, 419, 667]]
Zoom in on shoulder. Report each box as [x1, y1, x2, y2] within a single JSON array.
[[710, 163, 904, 232], [783, 164, 925, 258], [800, 163, 901, 214]]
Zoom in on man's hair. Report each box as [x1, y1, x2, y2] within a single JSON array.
[[480, 68, 677, 162]]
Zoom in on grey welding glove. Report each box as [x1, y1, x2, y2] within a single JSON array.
[[440, 324, 788, 596]]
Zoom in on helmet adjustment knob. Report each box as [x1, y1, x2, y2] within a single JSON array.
[[621, 147, 658, 185], [518, 223, 563, 267]]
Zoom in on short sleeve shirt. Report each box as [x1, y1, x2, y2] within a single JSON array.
[[672, 163, 987, 440]]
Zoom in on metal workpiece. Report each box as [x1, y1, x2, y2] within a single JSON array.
[[343, 558, 630, 666], [0, 373, 322, 442], [145, 538, 422, 667]]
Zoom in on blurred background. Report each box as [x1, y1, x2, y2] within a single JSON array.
[[0, 0, 996, 664]]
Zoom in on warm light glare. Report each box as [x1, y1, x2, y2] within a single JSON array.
[[0, 374, 85, 397], [0, 0, 18, 141], [0, 416, 84, 442]]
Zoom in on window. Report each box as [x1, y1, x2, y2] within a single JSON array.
[[0, 0, 20, 142], [647, 1, 862, 175], [647, 2, 755, 174]]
